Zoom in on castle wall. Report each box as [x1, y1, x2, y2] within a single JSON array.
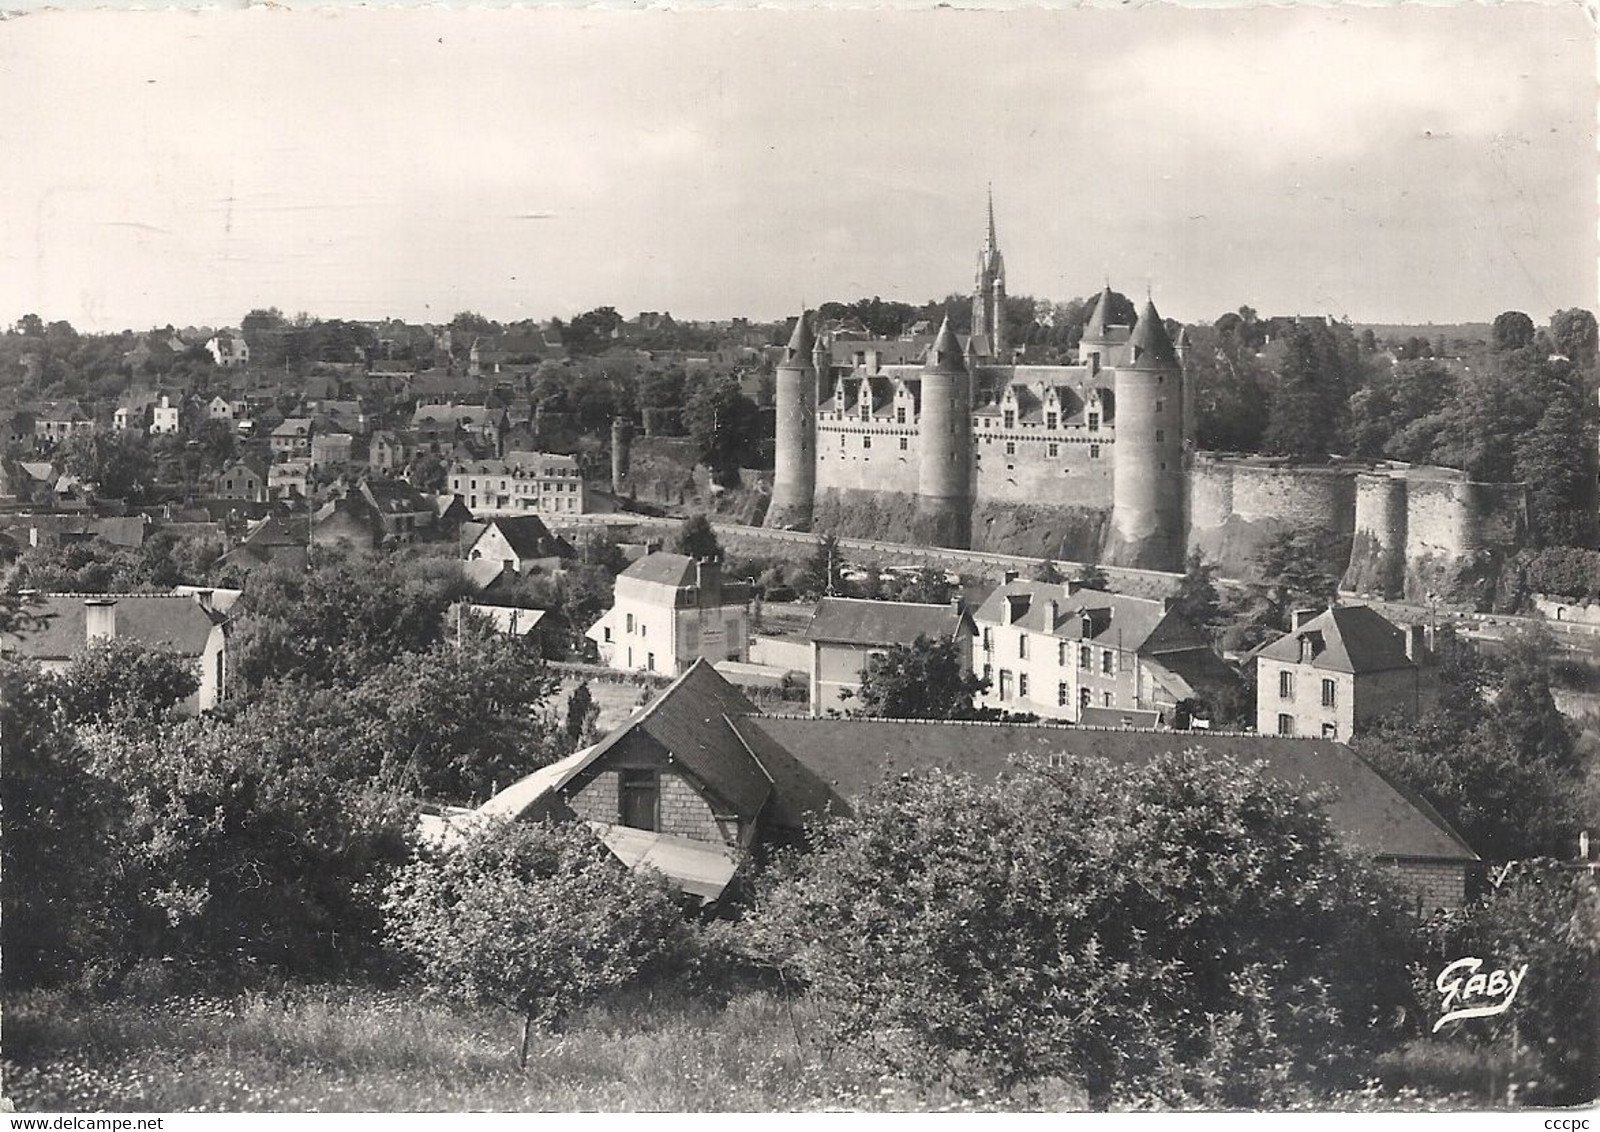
[[1401, 475, 1528, 607], [1186, 457, 1356, 581], [768, 359, 817, 528], [815, 420, 921, 496], [1108, 368, 1185, 570], [969, 500, 1110, 562], [915, 366, 972, 548], [813, 486, 923, 544], [972, 430, 1114, 508]]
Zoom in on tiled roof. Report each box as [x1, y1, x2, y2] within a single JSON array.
[[805, 597, 971, 646], [972, 580, 1203, 655], [1, 593, 221, 660], [739, 714, 1477, 863], [1256, 606, 1416, 675]]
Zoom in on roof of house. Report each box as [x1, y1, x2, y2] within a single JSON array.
[[477, 515, 571, 560], [619, 552, 703, 588], [738, 713, 1477, 864], [361, 478, 432, 515], [272, 418, 312, 436], [1, 593, 222, 660], [805, 597, 972, 646], [972, 580, 1203, 655], [1256, 605, 1417, 675]]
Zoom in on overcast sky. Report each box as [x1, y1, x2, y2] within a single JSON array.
[[0, 5, 1593, 332]]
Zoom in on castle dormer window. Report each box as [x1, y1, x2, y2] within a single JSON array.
[[1088, 413, 1100, 432], [1046, 412, 1058, 430], [896, 407, 906, 425], [1003, 410, 1015, 429]]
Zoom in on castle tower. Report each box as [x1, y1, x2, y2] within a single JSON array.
[[914, 316, 973, 548], [1107, 298, 1185, 570], [766, 309, 818, 530], [1080, 284, 1118, 370], [971, 188, 1007, 361], [610, 416, 633, 497]]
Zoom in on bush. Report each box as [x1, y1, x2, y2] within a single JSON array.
[[743, 751, 1417, 1107], [383, 819, 696, 1065]]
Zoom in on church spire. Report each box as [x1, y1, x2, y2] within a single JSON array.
[[986, 183, 998, 252]]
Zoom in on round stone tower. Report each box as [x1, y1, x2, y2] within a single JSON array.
[[610, 416, 633, 497], [913, 316, 973, 549], [765, 310, 817, 530], [1107, 298, 1185, 570], [1343, 471, 1407, 598]]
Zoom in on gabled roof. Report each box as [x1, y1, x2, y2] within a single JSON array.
[[1, 593, 222, 660], [972, 580, 1203, 655], [620, 551, 700, 588], [478, 515, 571, 560], [805, 597, 972, 646], [1256, 605, 1417, 675], [361, 478, 432, 515], [738, 714, 1477, 863]]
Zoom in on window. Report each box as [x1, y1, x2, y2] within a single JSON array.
[[840, 434, 845, 450], [603, 626, 612, 642], [1101, 650, 1114, 675], [1321, 678, 1337, 708], [1321, 722, 1338, 739], [1088, 413, 1100, 432], [640, 623, 647, 638], [620, 769, 659, 831], [1058, 641, 1068, 666], [1058, 682, 1069, 706], [1155, 399, 1165, 414], [1279, 670, 1295, 699], [1103, 691, 1113, 707], [982, 663, 992, 684], [1018, 674, 1030, 699], [1079, 645, 1091, 669], [899, 437, 908, 451], [1005, 441, 1016, 456], [1080, 687, 1092, 710], [999, 670, 1014, 700], [896, 407, 906, 425], [1090, 444, 1101, 460], [646, 652, 656, 672], [1046, 412, 1058, 429], [1018, 633, 1028, 660], [626, 613, 635, 634], [1155, 429, 1165, 443], [1003, 410, 1015, 429], [1278, 713, 1296, 737], [1048, 442, 1059, 458], [863, 435, 872, 450], [982, 627, 993, 651]]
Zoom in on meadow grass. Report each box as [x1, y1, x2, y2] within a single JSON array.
[[2, 984, 1057, 1112]]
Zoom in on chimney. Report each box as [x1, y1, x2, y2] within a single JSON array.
[[1580, 830, 1591, 861], [1403, 623, 1427, 662], [84, 597, 117, 642], [1046, 599, 1059, 628], [1003, 569, 1019, 584], [192, 588, 214, 612], [951, 596, 963, 616], [1291, 608, 1320, 632]]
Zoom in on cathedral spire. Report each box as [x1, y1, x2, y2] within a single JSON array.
[[986, 184, 997, 252]]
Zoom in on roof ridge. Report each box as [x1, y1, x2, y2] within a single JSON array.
[[745, 711, 1344, 742]]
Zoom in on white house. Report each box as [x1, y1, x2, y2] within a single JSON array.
[[449, 452, 587, 518], [586, 554, 753, 676], [149, 395, 181, 435], [206, 331, 249, 368]]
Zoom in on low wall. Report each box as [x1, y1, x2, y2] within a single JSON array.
[[750, 635, 810, 673]]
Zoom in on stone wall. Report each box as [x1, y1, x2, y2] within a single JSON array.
[[615, 436, 700, 506], [972, 430, 1115, 508], [1343, 473, 1408, 598], [657, 772, 731, 845], [1402, 475, 1528, 608], [812, 486, 922, 543], [969, 499, 1111, 562], [1186, 457, 1356, 581], [569, 769, 618, 824], [816, 420, 921, 495], [1387, 858, 1470, 914]]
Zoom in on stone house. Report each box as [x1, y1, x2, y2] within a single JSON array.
[[149, 395, 182, 435], [463, 515, 575, 574], [309, 431, 355, 470], [33, 401, 95, 443], [972, 579, 1238, 724], [1, 592, 230, 712], [460, 660, 1479, 912], [1255, 605, 1439, 741], [585, 554, 753, 676], [803, 596, 975, 716], [448, 452, 587, 518], [271, 418, 313, 460], [369, 429, 418, 473]]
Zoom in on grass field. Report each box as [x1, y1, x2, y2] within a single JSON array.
[[2, 986, 1063, 1113]]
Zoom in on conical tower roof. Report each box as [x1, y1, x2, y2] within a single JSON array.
[[925, 316, 968, 374], [1083, 285, 1117, 342], [781, 310, 814, 366], [1127, 299, 1180, 370]]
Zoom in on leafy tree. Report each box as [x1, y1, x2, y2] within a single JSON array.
[[54, 430, 156, 501], [744, 752, 1415, 1105], [1032, 558, 1064, 584], [1262, 321, 1350, 460], [1074, 563, 1110, 592], [450, 311, 500, 336], [672, 513, 722, 560], [384, 819, 692, 1066], [800, 533, 843, 598], [1492, 310, 1536, 352], [55, 638, 198, 726], [852, 634, 986, 720], [563, 306, 623, 357], [1185, 323, 1271, 452], [684, 372, 761, 483], [410, 452, 447, 493], [888, 567, 953, 605], [1550, 308, 1598, 370], [241, 308, 287, 333], [1253, 531, 1337, 621], [14, 313, 45, 337], [1515, 390, 1597, 548], [565, 683, 601, 750], [1170, 550, 1223, 633]]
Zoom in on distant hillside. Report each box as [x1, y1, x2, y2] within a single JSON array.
[[1354, 322, 1493, 341]]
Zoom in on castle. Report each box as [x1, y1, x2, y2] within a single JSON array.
[[765, 195, 1530, 603]]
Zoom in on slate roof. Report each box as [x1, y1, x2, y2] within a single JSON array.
[[1127, 299, 1180, 370], [739, 713, 1477, 863], [1, 593, 221, 660], [620, 552, 701, 588], [1256, 605, 1417, 675], [805, 597, 973, 646], [972, 580, 1203, 655], [361, 478, 432, 515], [483, 515, 569, 559]]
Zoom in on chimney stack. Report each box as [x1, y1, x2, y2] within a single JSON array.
[[84, 597, 117, 643], [1002, 569, 1019, 584], [1403, 623, 1427, 662], [1046, 599, 1059, 628]]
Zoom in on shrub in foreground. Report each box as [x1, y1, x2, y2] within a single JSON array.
[[744, 751, 1417, 1108], [383, 819, 695, 1065]]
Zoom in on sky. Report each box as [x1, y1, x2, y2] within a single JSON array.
[[0, 4, 1594, 332]]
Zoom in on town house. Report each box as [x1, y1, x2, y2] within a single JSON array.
[[586, 553, 753, 676], [804, 596, 975, 716]]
